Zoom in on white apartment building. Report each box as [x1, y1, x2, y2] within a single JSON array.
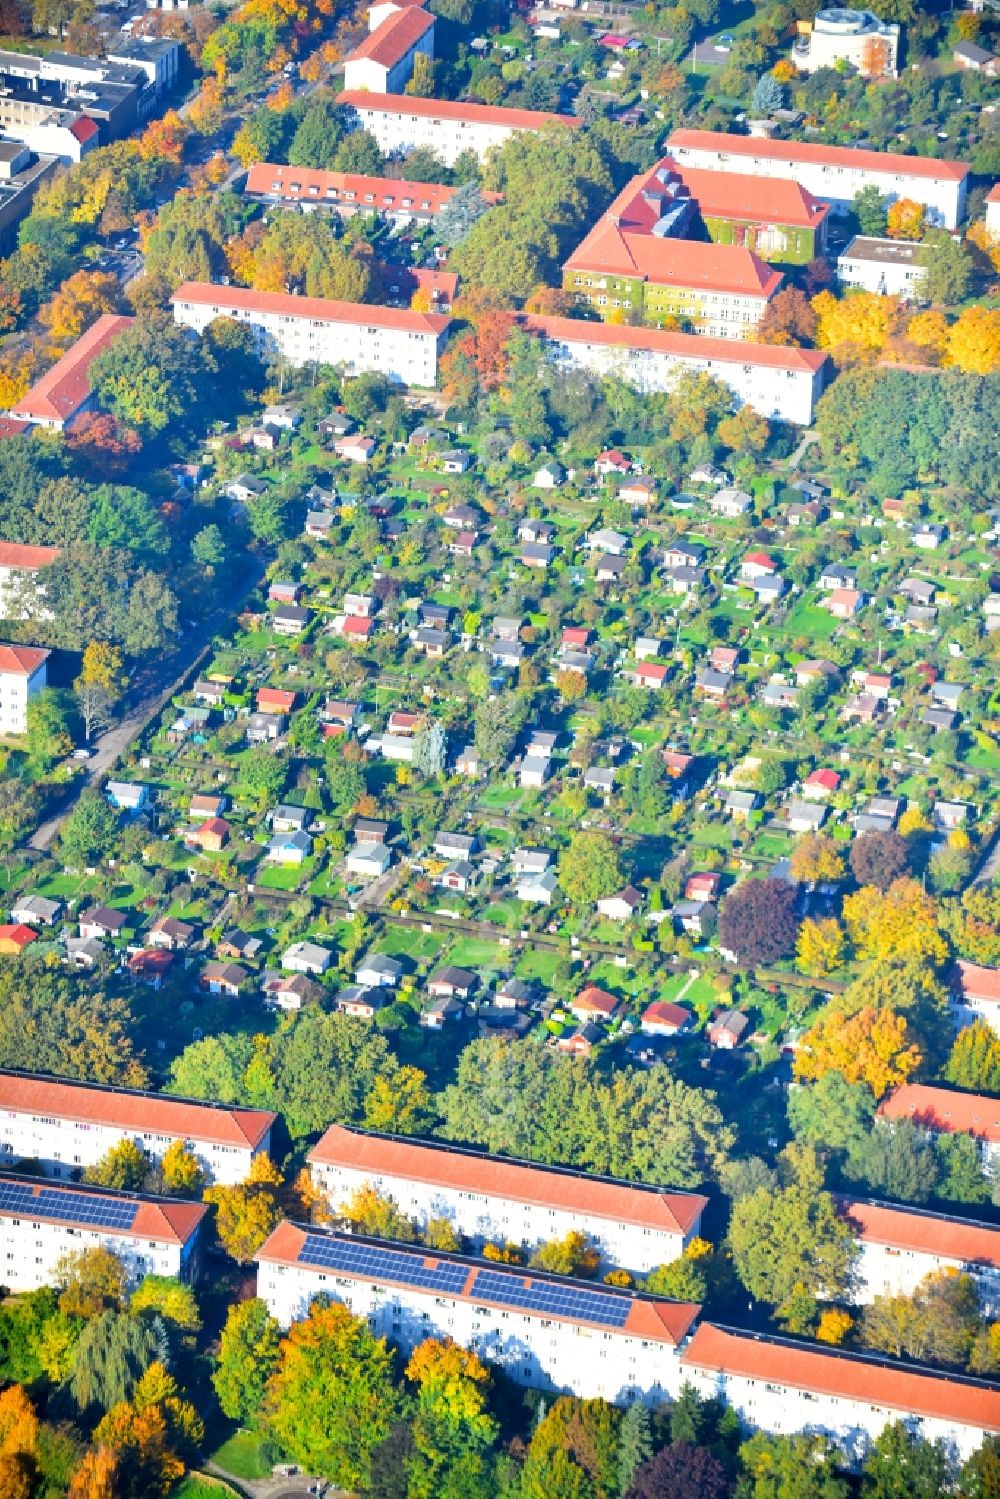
[[951, 962, 1000, 1032], [0, 1070, 276, 1185], [0, 1173, 207, 1290], [256, 1223, 699, 1405], [791, 7, 900, 78], [987, 184, 1000, 239], [338, 89, 581, 166], [837, 235, 927, 298], [841, 1196, 1000, 1315], [343, 4, 434, 94], [681, 1323, 1000, 1465], [667, 129, 969, 230], [878, 1083, 1000, 1170], [0, 643, 49, 736], [172, 283, 449, 388], [0, 542, 58, 620], [307, 1124, 707, 1275], [520, 313, 827, 426]]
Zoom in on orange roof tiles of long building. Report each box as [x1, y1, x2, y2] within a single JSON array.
[[258, 1222, 701, 1343], [605, 159, 829, 233], [0, 1171, 207, 1244], [667, 128, 970, 183], [0, 1069, 276, 1148], [0, 542, 60, 570], [877, 1083, 1000, 1144], [0, 644, 49, 676], [520, 313, 829, 373], [308, 1122, 707, 1235], [338, 89, 581, 130], [346, 3, 434, 67], [681, 1324, 1000, 1430], [245, 162, 459, 214], [954, 961, 1000, 1004], [840, 1196, 1000, 1270], [564, 219, 783, 298], [10, 314, 133, 425], [172, 281, 450, 335]]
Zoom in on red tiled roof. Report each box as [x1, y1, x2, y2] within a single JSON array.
[[69, 116, 98, 145], [0, 644, 49, 676], [564, 217, 782, 298], [604, 158, 829, 233], [0, 925, 37, 950], [954, 962, 1000, 1005], [0, 1170, 206, 1244], [346, 3, 434, 68], [338, 89, 581, 131], [0, 1070, 275, 1149], [988, 184, 1000, 203], [0, 419, 29, 440], [878, 1084, 1000, 1144], [520, 313, 828, 373], [11, 314, 133, 426], [343, 615, 373, 636], [246, 162, 460, 214], [0, 542, 60, 571], [172, 282, 449, 336], [637, 662, 669, 682], [681, 1323, 1000, 1431], [258, 688, 296, 710], [574, 985, 620, 1016], [258, 1221, 701, 1342], [667, 129, 970, 183], [642, 1000, 690, 1028], [840, 1196, 1000, 1271], [308, 1123, 706, 1234]]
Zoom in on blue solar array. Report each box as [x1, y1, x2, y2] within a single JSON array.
[[471, 1268, 632, 1328], [298, 1235, 470, 1294], [0, 1180, 139, 1231]]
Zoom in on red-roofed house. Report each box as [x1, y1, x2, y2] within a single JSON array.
[[338, 90, 581, 167], [666, 129, 970, 230], [245, 163, 490, 225], [0, 1069, 275, 1184], [519, 314, 826, 426], [257, 1220, 701, 1404], [952, 962, 1000, 1033], [0, 643, 49, 735], [841, 1195, 1000, 1312], [258, 687, 296, 715], [641, 1000, 691, 1037], [741, 550, 778, 580], [10, 315, 133, 431], [0, 924, 37, 955], [803, 768, 840, 800], [563, 174, 782, 337], [634, 660, 670, 689], [680, 1322, 1000, 1462], [0, 542, 60, 622], [570, 985, 621, 1023], [308, 1122, 706, 1273], [828, 587, 864, 620], [172, 283, 449, 388], [344, 4, 435, 93]]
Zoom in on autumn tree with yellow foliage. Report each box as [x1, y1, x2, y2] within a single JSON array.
[[886, 197, 926, 241], [842, 877, 947, 966], [943, 306, 1000, 375], [796, 916, 846, 978], [793, 1004, 921, 1100], [204, 1153, 284, 1264], [38, 271, 120, 361], [811, 289, 897, 363]]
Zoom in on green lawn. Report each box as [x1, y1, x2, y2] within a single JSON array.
[[779, 599, 839, 641], [254, 859, 314, 891], [378, 925, 445, 961], [171, 1479, 230, 1499], [483, 899, 523, 930], [445, 936, 508, 971], [516, 946, 563, 987], [209, 1430, 274, 1481]]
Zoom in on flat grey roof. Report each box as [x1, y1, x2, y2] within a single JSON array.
[[840, 236, 921, 265]]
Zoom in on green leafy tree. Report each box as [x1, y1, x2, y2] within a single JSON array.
[[264, 1301, 401, 1489], [919, 229, 974, 305], [0, 965, 147, 1086], [861, 1419, 955, 1498], [129, 1277, 200, 1338], [68, 1310, 160, 1418], [616, 1400, 653, 1497], [213, 1298, 282, 1423], [845, 1120, 939, 1204], [861, 1268, 980, 1365], [738, 1432, 850, 1499], [558, 830, 623, 905], [529, 1230, 600, 1278], [83, 1139, 147, 1191], [853, 185, 889, 237], [473, 691, 522, 767], [936, 1132, 989, 1205], [237, 747, 287, 811], [269, 1010, 403, 1138], [727, 1146, 855, 1330], [405, 1339, 498, 1499], [520, 1396, 622, 1499], [190, 524, 225, 573], [25, 688, 72, 769], [946, 1020, 1000, 1094]]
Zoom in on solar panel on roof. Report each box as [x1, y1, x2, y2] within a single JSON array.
[[297, 1235, 469, 1295], [0, 1182, 35, 1214], [471, 1268, 632, 1328], [34, 1189, 139, 1231]]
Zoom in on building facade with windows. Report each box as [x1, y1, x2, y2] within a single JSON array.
[[0, 644, 49, 736], [256, 1223, 699, 1404], [343, 4, 434, 93], [244, 163, 481, 224], [837, 235, 927, 298], [0, 1173, 207, 1290], [0, 1070, 276, 1185], [520, 314, 827, 426], [791, 7, 900, 77], [667, 129, 969, 230], [841, 1196, 1000, 1314], [680, 1323, 1000, 1465], [338, 90, 581, 166], [308, 1124, 707, 1274], [172, 282, 449, 388]]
